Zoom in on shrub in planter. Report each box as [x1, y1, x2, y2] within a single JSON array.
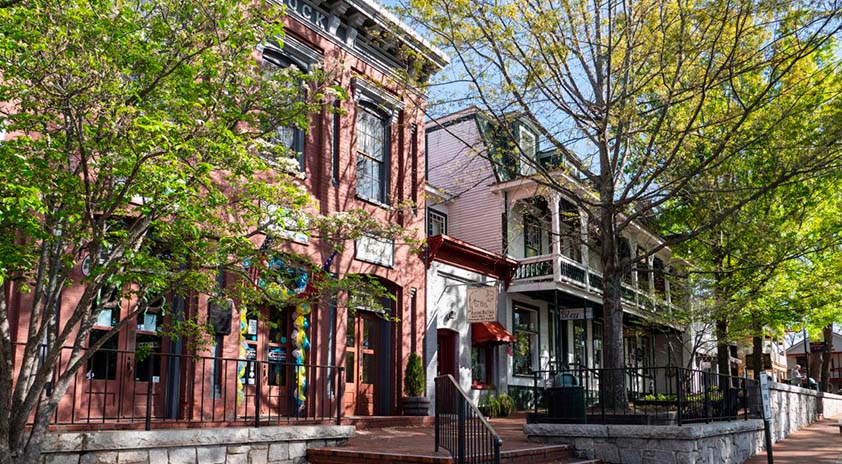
[[404, 352, 424, 397], [401, 352, 429, 416]]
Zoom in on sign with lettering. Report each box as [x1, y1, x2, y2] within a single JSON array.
[[467, 286, 498, 322], [558, 307, 593, 320], [355, 235, 395, 267], [759, 373, 772, 420]]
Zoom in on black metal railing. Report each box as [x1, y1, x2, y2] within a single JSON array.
[[16, 343, 343, 430], [435, 375, 502, 464], [530, 366, 760, 425]]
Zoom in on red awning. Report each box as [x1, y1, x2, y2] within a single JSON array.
[[471, 322, 516, 346]]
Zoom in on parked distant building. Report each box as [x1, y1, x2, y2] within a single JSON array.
[[786, 332, 842, 392]]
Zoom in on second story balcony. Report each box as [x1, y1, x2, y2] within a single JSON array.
[[503, 192, 687, 315]]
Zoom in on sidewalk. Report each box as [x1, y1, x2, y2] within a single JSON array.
[[745, 415, 842, 464]]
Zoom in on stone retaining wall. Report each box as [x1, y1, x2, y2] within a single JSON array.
[[525, 382, 842, 464], [525, 421, 765, 464], [39, 425, 354, 464]]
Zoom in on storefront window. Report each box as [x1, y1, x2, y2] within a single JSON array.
[[513, 307, 537, 376], [471, 346, 493, 387], [573, 319, 586, 368], [592, 321, 603, 369]]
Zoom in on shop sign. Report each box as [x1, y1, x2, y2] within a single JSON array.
[[467, 286, 497, 322], [355, 235, 394, 267], [558, 307, 593, 320]]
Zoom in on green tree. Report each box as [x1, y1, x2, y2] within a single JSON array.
[[402, 0, 842, 407], [0, 1, 403, 462]]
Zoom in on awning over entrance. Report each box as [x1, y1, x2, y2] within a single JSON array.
[[471, 322, 516, 346]]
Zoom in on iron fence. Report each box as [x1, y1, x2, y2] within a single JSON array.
[[530, 366, 760, 425], [435, 375, 501, 464], [15, 344, 343, 429]]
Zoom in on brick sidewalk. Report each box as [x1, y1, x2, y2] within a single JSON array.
[[745, 415, 842, 464]]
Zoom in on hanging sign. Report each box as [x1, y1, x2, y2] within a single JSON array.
[[558, 307, 593, 320], [467, 286, 497, 322]]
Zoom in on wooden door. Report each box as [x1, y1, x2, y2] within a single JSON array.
[[343, 314, 379, 416]]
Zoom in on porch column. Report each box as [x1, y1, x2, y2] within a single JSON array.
[[548, 192, 562, 281], [579, 210, 589, 267]]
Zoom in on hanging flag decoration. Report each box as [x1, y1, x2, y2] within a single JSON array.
[[292, 302, 312, 413], [236, 308, 248, 406]]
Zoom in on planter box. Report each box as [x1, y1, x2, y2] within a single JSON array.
[[401, 396, 430, 416]]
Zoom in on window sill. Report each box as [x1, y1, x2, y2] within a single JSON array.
[[355, 194, 391, 210], [471, 382, 496, 390], [91, 325, 117, 331]]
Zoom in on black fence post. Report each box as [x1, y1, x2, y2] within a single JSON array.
[[145, 354, 153, 431], [434, 377, 440, 453], [742, 378, 748, 421], [336, 366, 344, 426], [675, 367, 683, 426], [254, 361, 262, 428], [457, 396, 466, 464], [702, 372, 710, 422], [533, 371, 539, 415]]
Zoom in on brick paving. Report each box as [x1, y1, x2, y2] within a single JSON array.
[[745, 415, 842, 464], [310, 412, 597, 464]]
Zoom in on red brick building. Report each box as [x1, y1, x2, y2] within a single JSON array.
[[7, 0, 447, 427]]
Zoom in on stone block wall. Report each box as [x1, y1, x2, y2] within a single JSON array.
[[524, 382, 842, 464], [525, 421, 765, 464], [39, 425, 354, 464], [767, 382, 842, 441]]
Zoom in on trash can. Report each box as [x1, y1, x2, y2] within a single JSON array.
[[547, 386, 586, 421]]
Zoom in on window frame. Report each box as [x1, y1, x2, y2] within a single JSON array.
[[355, 104, 390, 205], [260, 45, 312, 173], [427, 208, 447, 237], [471, 344, 495, 389], [512, 306, 538, 377], [518, 125, 537, 176]]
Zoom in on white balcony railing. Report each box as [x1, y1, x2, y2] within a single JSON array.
[[513, 253, 681, 315]]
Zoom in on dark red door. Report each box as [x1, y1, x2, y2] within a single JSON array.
[[437, 329, 458, 380]]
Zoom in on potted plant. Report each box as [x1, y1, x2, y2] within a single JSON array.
[[401, 352, 430, 416]]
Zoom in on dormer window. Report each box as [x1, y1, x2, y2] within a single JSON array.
[[518, 126, 537, 176]]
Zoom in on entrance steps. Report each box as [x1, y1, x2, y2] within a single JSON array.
[[307, 444, 600, 464]]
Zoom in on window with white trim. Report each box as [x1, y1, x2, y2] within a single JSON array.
[[261, 49, 307, 172], [356, 107, 388, 204], [513, 306, 537, 376], [427, 209, 447, 236], [518, 126, 537, 176]]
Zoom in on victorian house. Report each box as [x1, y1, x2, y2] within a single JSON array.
[[424, 107, 693, 408]]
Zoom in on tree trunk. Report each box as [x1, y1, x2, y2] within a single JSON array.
[[716, 318, 730, 377], [821, 325, 832, 392], [599, 203, 627, 410], [752, 334, 763, 380]]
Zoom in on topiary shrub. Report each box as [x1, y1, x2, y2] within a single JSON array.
[[404, 352, 425, 397]]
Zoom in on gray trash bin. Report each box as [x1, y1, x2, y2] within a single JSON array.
[[547, 386, 586, 421]]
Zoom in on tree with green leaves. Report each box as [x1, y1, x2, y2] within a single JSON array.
[[0, 1, 404, 462], [401, 0, 842, 407]]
